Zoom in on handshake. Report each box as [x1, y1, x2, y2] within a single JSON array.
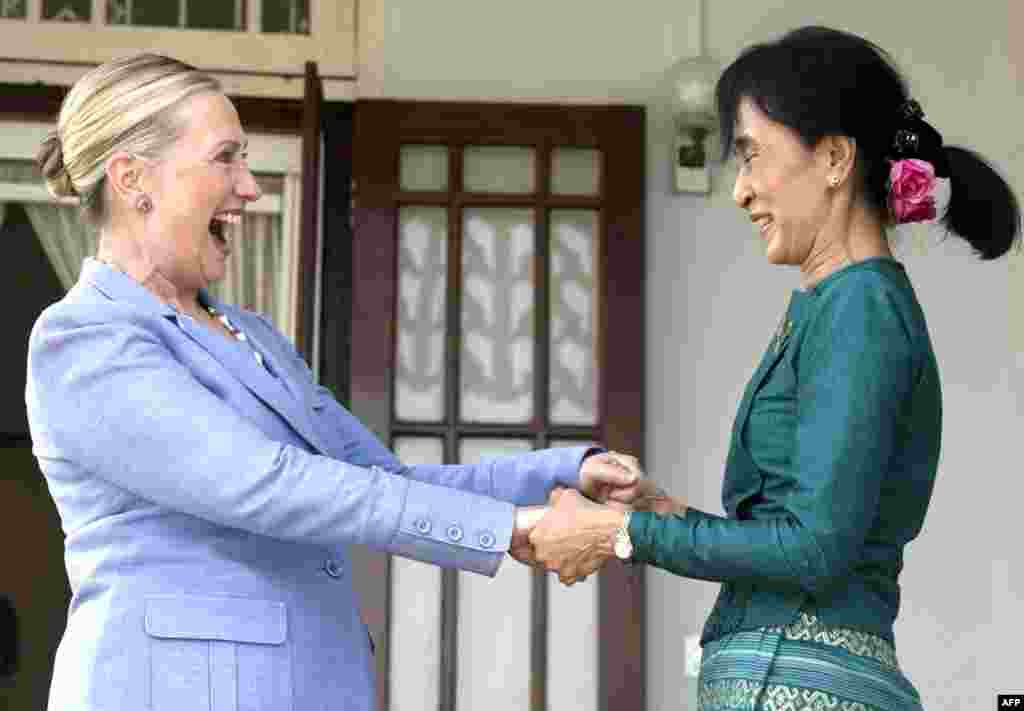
[[509, 451, 684, 585]]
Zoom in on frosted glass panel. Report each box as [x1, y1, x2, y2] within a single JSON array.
[[545, 438, 598, 711], [394, 436, 445, 465], [547, 574, 598, 711], [400, 145, 449, 192], [457, 439, 533, 711], [461, 209, 535, 423], [551, 148, 601, 196], [550, 211, 599, 425], [390, 437, 445, 711], [396, 207, 448, 422], [464, 146, 535, 194]]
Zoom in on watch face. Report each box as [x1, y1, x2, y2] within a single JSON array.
[[614, 534, 633, 560]]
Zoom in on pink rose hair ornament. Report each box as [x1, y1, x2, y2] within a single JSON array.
[[886, 100, 950, 224], [889, 158, 937, 224]]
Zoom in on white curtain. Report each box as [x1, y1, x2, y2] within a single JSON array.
[[208, 209, 296, 345], [23, 203, 99, 290]]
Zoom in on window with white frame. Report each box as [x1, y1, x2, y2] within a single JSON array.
[[0, 122, 303, 344]]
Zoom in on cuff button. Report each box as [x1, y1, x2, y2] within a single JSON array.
[[415, 518, 432, 534], [446, 524, 464, 542], [478, 532, 495, 549]]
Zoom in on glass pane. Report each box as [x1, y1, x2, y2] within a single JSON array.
[[0, 0, 26, 19], [390, 437, 444, 711], [547, 567, 598, 711], [108, 0, 178, 27], [457, 438, 533, 711], [549, 210, 599, 425], [400, 145, 449, 192], [43, 0, 90, 21], [551, 148, 601, 196], [187, 0, 243, 30], [396, 207, 448, 422], [461, 208, 534, 423], [463, 146, 535, 194], [546, 436, 599, 711], [262, 0, 309, 34]]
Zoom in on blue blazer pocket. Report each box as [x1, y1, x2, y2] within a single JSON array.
[[145, 595, 292, 711]]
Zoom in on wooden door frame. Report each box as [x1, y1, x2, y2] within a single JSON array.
[[350, 99, 646, 711]]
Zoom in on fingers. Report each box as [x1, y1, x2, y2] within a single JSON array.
[[609, 451, 641, 471], [556, 558, 603, 586], [582, 452, 638, 490], [605, 452, 640, 484], [606, 477, 662, 504]]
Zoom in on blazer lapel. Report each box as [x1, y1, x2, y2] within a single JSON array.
[[82, 260, 328, 455], [178, 315, 329, 455]]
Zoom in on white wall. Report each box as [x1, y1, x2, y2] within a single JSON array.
[[360, 2, 1023, 710], [356, 0, 702, 103]]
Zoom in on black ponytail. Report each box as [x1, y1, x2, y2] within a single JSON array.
[[942, 146, 1021, 260]]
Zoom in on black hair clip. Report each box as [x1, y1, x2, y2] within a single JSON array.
[[899, 99, 924, 122], [892, 129, 920, 156]]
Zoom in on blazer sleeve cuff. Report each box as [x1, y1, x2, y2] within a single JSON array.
[[387, 479, 514, 577]]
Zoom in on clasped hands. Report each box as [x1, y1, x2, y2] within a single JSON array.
[[510, 451, 684, 585]]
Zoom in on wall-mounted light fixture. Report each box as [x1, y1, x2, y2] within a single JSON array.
[[665, 1, 720, 194]]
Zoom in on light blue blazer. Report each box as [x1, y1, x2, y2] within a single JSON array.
[[25, 258, 589, 711]]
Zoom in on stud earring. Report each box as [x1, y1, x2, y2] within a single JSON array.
[[136, 194, 153, 213]]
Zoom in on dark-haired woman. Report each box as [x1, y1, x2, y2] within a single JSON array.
[[526, 25, 1021, 711]]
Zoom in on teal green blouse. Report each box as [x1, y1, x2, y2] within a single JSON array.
[[631, 258, 942, 645]]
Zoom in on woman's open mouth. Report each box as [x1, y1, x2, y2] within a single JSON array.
[[209, 211, 242, 255]]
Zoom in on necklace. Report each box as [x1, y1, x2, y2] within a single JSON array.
[[204, 303, 266, 369]]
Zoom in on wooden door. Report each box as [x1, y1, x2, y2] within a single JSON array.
[[349, 100, 646, 711]]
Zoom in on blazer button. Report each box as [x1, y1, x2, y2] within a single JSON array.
[[478, 531, 495, 549], [324, 560, 343, 579], [445, 524, 464, 542], [415, 518, 432, 535]]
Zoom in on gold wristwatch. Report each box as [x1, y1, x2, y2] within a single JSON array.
[[613, 511, 633, 561]]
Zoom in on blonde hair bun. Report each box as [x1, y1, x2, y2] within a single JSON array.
[[37, 130, 78, 201]]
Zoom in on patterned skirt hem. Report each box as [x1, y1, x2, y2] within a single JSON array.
[[697, 613, 923, 711]]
